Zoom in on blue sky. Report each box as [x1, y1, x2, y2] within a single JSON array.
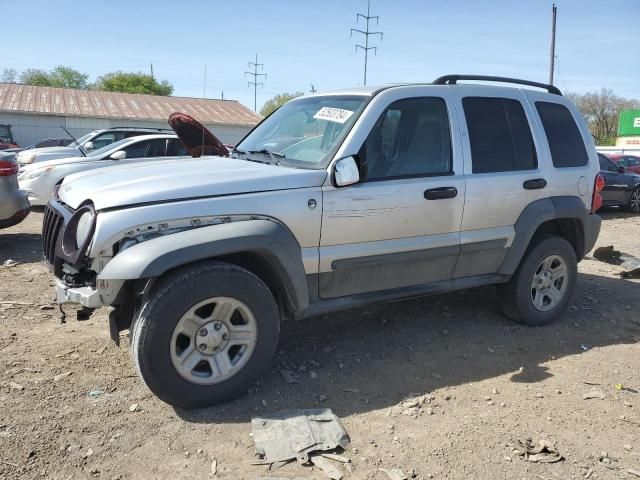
[[2, 0, 639, 111]]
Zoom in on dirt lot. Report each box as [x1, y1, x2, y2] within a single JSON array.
[[1, 210, 639, 480]]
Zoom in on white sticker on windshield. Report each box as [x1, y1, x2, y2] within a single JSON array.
[[313, 107, 355, 124]]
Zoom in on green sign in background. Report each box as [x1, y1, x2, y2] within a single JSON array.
[[618, 109, 640, 136]]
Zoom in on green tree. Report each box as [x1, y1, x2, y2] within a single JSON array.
[[92, 72, 173, 96], [19, 68, 52, 86], [260, 92, 304, 116], [19, 66, 89, 89], [567, 89, 640, 146], [1, 68, 17, 83]]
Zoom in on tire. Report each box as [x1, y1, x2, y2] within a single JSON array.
[[130, 261, 280, 409], [497, 235, 577, 326], [627, 187, 640, 214]]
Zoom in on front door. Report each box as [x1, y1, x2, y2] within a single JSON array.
[[319, 93, 465, 298]]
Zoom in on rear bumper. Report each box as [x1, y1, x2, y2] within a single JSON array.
[[0, 189, 30, 229], [583, 213, 601, 257]]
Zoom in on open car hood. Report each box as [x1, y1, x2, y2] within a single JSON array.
[[168, 112, 229, 158]]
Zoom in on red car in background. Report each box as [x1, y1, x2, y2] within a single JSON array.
[[607, 154, 640, 174]]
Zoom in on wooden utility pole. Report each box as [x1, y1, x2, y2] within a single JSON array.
[[549, 4, 557, 85]]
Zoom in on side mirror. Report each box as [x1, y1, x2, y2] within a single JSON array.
[[110, 150, 126, 160], [334, 156, 360, 187], [617, 165, 626, 173], [83, 141, 94, 151]]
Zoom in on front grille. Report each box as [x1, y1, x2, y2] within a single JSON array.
[[42, 204, 65, 265]]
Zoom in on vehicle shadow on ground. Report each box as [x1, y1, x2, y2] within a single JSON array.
[[178, 271, 639, 423], [599, 208, 636, 220], [0, 232, 43, 264]]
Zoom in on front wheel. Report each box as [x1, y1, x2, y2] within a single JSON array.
[[130, 262, 280, 409], [627, 187, 640, 214], [498, 236, 577, 326]]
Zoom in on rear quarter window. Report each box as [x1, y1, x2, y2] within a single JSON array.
[[535, 102, 589, 168]]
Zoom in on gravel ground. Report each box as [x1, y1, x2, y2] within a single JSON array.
[[0, 209, 639, 480]]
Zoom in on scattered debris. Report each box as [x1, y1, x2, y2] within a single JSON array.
[[342, 388, 360, 394], [321, 453, 350, 463], [53, 371, 72, 382], [621, 268, 640, 279], [583, 467, 593, 479], [88, 389, 104, 398], [583, 389, 606, 400], [511, 438, 564, 463], [580, 344, 589, 351], [96, 346, 107, 355], [593, 246, 622, 264], [251, 408, 349, 466], [628, 469, 640, 478], [379, 467, 408, 480], [210, 458, 217, 475], [311, 455, 343, 479], [278, 369, 298, 384], [2, 259, 20, 268], [39, 305, 54, 311], [598, 452, 619, 470], [8, 381, 24, 391], [129, 403, 139, 412]]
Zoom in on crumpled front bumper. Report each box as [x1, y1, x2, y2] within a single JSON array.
[[55, 278, 104, 308]]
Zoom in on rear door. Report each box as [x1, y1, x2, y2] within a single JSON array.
[[451, 87, 545, 278], [319, 88, 465, 298], [599, 154, 628, 204]]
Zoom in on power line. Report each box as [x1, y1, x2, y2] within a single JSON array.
[[245, 54, 267, 111], [350, 0, 383, 86]]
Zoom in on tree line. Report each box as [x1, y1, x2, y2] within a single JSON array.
[[1, 66, 173, 96]]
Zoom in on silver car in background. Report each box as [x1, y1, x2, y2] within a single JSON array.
[[18, 134, 190, 206], [0, 157, 29, 229]]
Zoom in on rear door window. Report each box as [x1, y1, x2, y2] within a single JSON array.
[[462, 97, 537, 173], [535, 102, 589, 168]]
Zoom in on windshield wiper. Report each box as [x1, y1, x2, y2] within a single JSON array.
[[248, 149, 286, 165]]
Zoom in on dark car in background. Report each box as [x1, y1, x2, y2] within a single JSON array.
[[598, 153, 640, 213], [0, 157, 30, 229]]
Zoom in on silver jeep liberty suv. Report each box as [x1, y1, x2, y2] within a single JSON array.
[[43, 75, 602, 408]]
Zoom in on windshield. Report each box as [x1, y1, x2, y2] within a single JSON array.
[[70, 133, 92, 147], [87, 138, 131, 157], [235, 95, 367, 168]]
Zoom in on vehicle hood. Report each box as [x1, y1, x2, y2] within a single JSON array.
[[168, 112, 229, 157], [17, 146, 79, 163], [59, 157, 327, 210]]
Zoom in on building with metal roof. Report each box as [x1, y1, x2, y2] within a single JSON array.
[[0, 83, 262, 147]]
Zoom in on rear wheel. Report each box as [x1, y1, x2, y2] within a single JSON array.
[[130, 262, 280, 409], [627, 187, 640, 214], [498, 236, 577, 326]]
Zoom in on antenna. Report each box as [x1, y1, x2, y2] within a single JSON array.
[[549, 4, 558, 85], [245, 54, 267, 111], [350, 0, 383, 86]]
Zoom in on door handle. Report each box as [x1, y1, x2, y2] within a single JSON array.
[[424, 187, 458, 200], [523, 178, 547, 190]]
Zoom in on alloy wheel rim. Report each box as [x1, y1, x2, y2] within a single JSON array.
[[170, 297, 258, 385], [530, 254, 568, 312], [631, 189, 640, 213]]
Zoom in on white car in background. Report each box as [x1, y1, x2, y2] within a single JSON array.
[[15, 127, 173, 166], [18, 134, 191, 206]]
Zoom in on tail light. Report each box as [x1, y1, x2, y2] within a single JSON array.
[[0, 160, 18, 176], [592, 173, 604, 213]]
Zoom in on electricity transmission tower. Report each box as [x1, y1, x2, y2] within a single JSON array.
[[310, 83, 317, 94], [245, 54, 267, 111], [350, 0, 383, 86]]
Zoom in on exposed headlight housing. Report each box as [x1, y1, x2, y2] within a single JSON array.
[[61, 204, 96, 257], [75, 210, 95, 249]]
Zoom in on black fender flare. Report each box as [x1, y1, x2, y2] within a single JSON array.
[[498, 196, 601, 275], [98, 219, 309, 311]]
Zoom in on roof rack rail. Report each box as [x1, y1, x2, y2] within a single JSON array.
[[106, 126, 173, 131], [432, 75, 562, 96]]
